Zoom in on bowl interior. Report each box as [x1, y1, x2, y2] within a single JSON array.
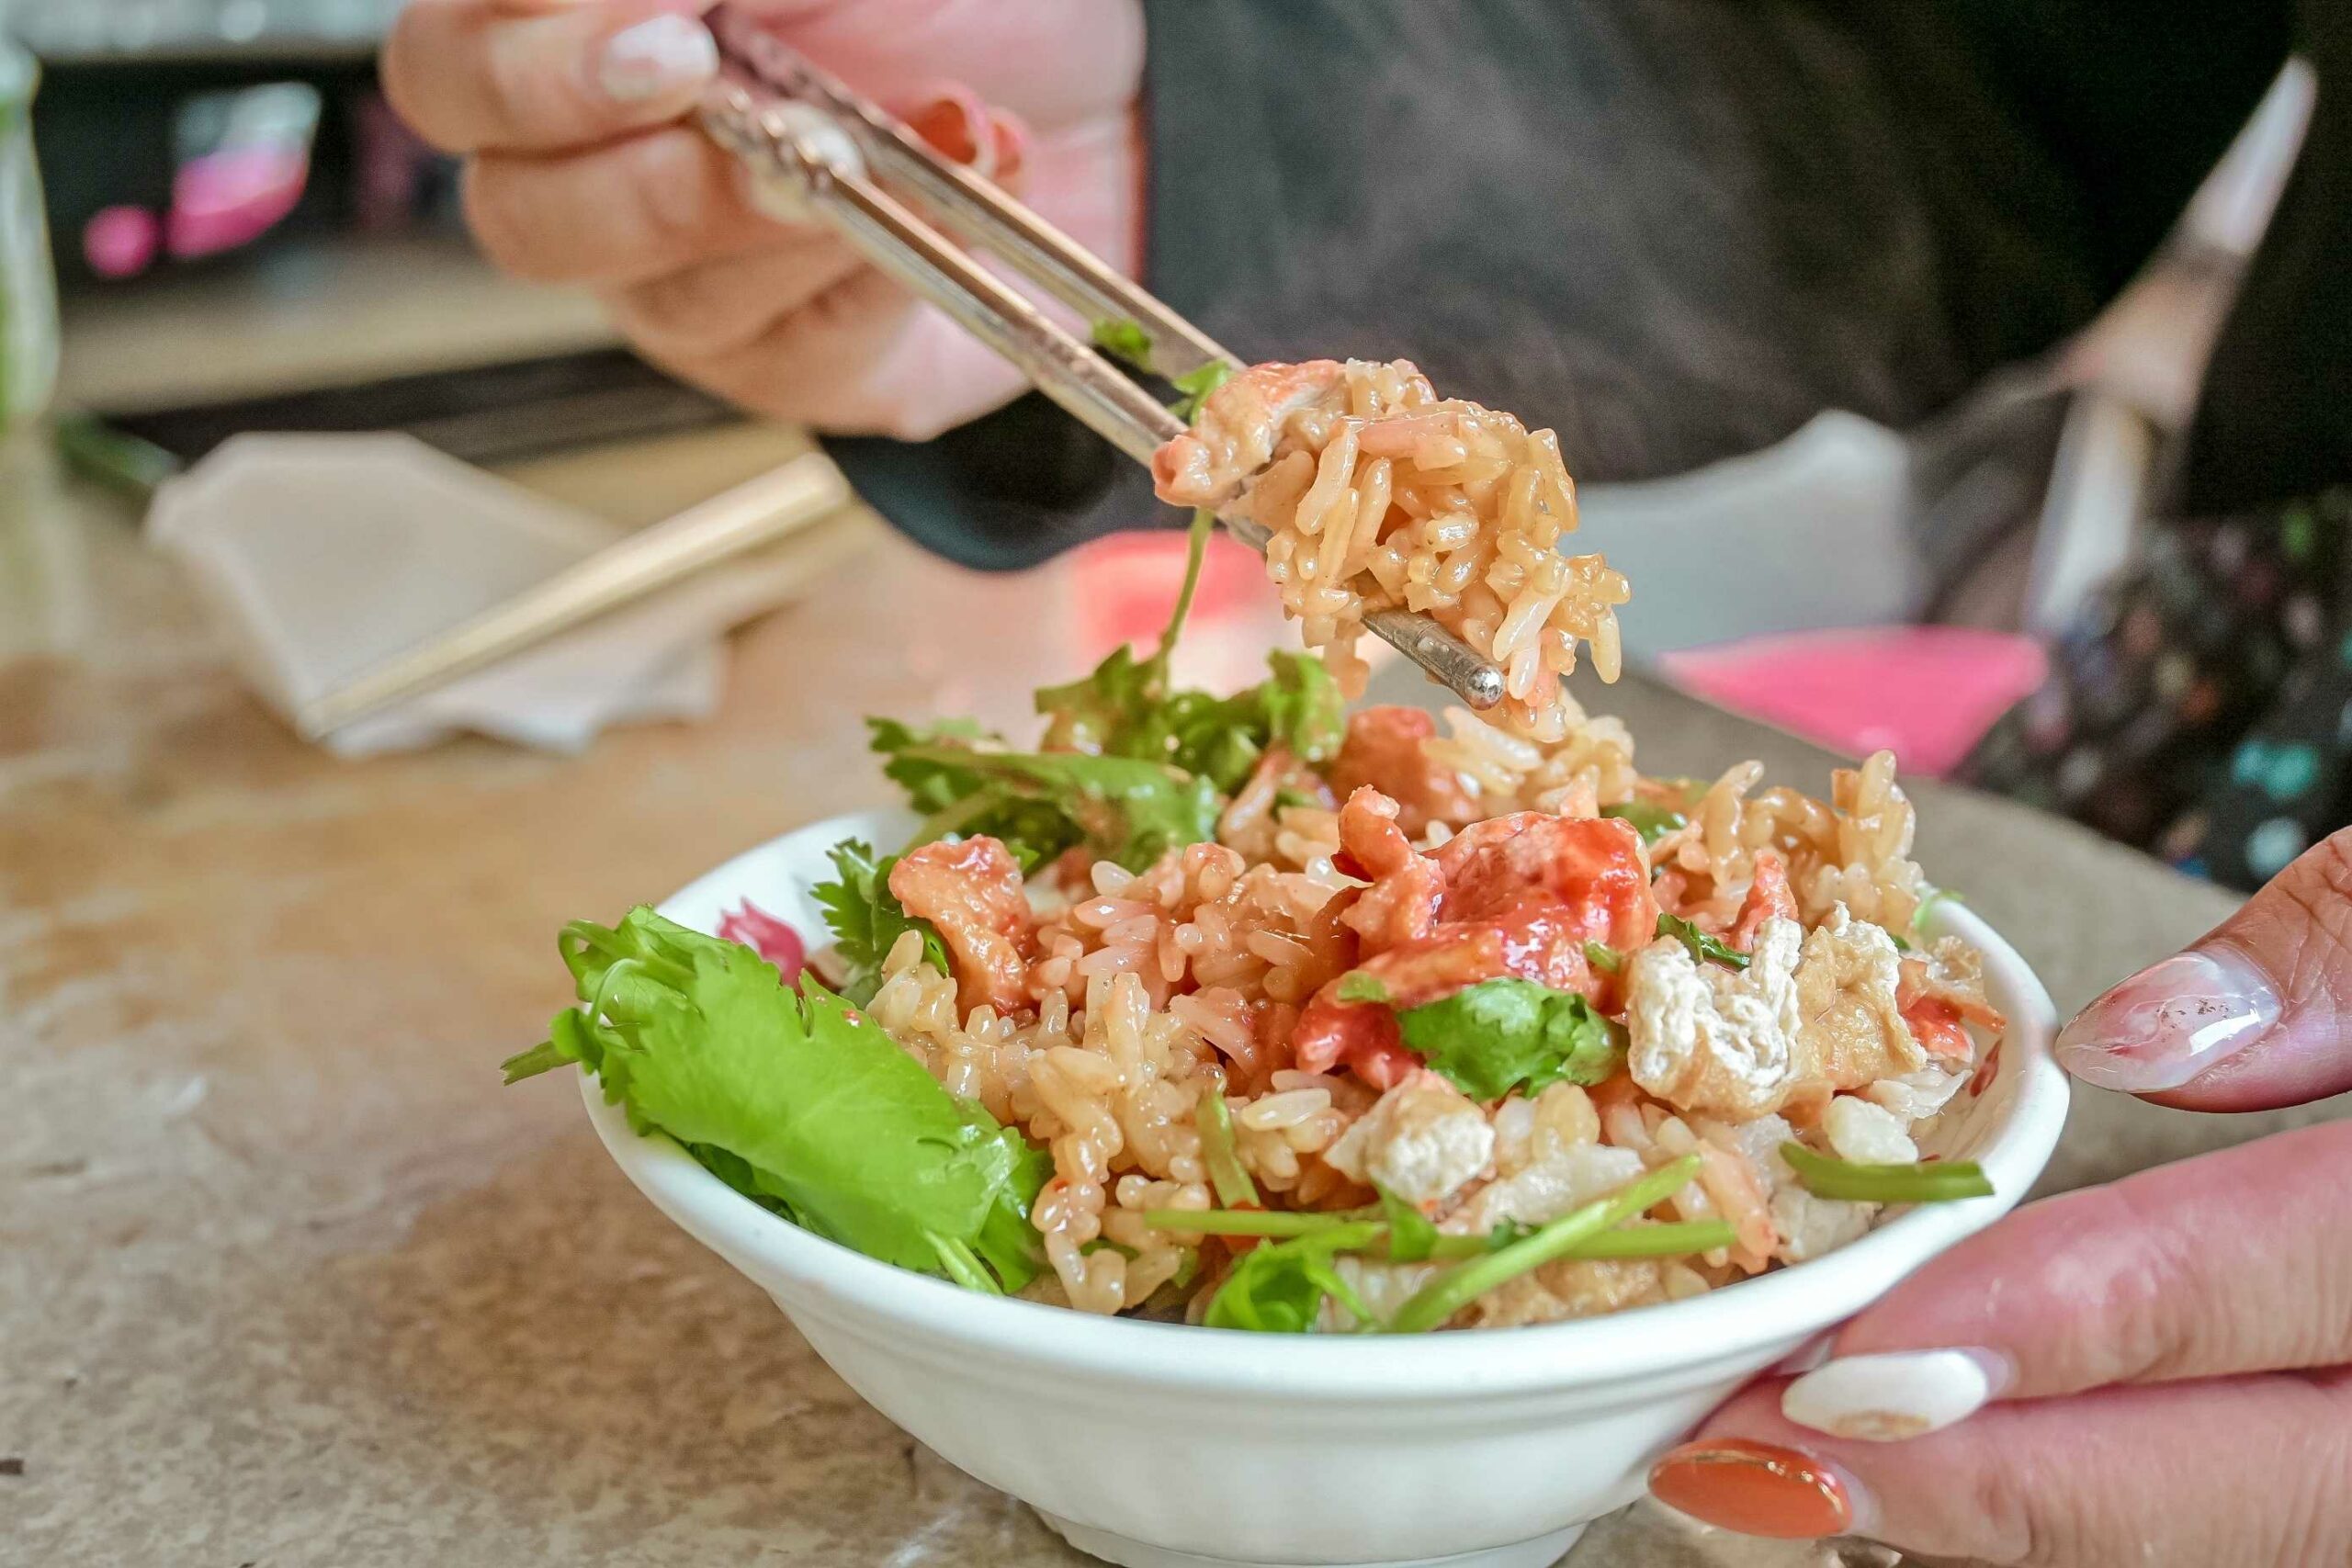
[[580, 809, 2069, 1397]]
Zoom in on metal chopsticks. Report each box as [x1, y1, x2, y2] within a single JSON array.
[[696, 9, 1506, 710], [295, 453, 850, 740]]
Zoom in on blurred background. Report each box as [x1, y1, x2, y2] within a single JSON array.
[[0, 0, 2332, 887]]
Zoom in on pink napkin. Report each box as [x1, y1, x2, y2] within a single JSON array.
[[1658, 626, 2048, 777]]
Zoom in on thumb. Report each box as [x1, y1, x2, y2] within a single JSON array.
[[2054, 824, 2352, 1110]]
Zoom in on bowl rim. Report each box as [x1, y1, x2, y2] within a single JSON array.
[[578, 810, 2070, 1400]]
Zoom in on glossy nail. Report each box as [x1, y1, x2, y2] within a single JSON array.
[[1781, 1348, 2006, 1441], [904, 87, 989, 167], [1648, 1438, 1860, 1540], [599, 14, 718, 103], [2055, 946, 2278, 1092]]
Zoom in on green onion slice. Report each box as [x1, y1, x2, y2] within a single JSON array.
[[1383, 1154, 1702, 1333], [1780, 1142, 1994, 1203]]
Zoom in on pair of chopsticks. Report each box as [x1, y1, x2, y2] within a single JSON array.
[[695, 8, 1506, 711], [307, 8, 1504, 737]]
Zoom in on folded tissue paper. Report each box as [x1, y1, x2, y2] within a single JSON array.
[[148, 434, 822, 757]]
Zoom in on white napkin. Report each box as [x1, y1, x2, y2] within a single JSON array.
[[149, 433, 803, 757]]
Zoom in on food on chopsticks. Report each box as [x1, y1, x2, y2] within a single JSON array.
[[512, 363, 2003, 1333], [1154, 357, 1626, 741]]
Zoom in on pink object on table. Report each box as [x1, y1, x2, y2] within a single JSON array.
[[166, 145, 311, 260], [717, 899, 806, 976], [84, 205, 162, 278], [1068, 529, 1263, 659], [1657, 626, 2049, 778]]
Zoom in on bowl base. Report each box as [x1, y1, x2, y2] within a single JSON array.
[[1035, 1512, 1587, 1568]]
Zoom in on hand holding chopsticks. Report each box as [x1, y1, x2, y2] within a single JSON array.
[[693, 7, 1507, 711]]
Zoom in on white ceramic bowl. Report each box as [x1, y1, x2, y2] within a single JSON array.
[[581, 810, 2069, 1568]]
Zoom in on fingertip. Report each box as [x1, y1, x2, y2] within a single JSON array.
[[2052, 945, 2278, 1096], [595, 10, 720, 107]]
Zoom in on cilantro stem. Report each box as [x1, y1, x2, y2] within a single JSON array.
[[1143, 1208, 1350, 1236], [1781, 1143, 1993, 1204], [500, 1038, 569, 1085], [1145, 1207, 1736, 1264], [929, 1233, 1003, 1293], [1384, 1154, 1702, 1333], [1150, 509, 1216, 675], [1420, 1217, 1734, 1260], [1196, 1086, 1261, 1210]]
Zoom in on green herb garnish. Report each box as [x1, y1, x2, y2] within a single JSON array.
[[1376, 1186, 1440, 1262], [1583, 940, 1623, 976], [1383, 1155, 1702, 1333], [1336, 970, 1393, 1005], [1147, 1207, 1350, 1238], [1657, 911, 1750, 970], [1035, 642, 1343, 796], [1142, 1208, 1734, 1265], [507, 908, 1048, 1292], [808, 838, 950, 1006], [1396, 978, 1626, 1100], [1170, 360, 1235, 423], [1196, 1085, 1261, 1210], [1091, 317, 1155, 370], [873, 725, 1223, 874], [1912, 886, 1966, 933], [1600, 800, 1689, 844], [1780, 1143, 1993, 1204], [1202, 1222, 1384, 1332]]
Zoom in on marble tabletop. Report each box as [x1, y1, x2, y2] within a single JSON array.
[[2, 422, 2330, 1568]]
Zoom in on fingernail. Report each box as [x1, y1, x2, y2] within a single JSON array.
[[2054, 945, 2278, 1092], [1770, 1332, 1837, 1378], [599, 14, 718, 103], [1648, 1438, 1863, 1540], [989, 109, 1031, 182], [904, 86, 988, 166], [1781, 1348, 2007, 1441]]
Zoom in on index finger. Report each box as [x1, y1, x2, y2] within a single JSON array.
[[1788, 1122, 2352, 1427], [383, 0, 718, 155]]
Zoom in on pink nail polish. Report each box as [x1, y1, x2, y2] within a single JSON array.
[[2054, 945, 2278, 1092]]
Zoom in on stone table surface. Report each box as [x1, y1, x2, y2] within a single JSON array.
[[2, 425, 2334, 1568]]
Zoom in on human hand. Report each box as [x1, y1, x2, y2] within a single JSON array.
[[1647, 829, 2352, 1565], [381, 0, 1143, 438]]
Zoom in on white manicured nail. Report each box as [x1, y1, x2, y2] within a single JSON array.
[[1781, 1348, 2006, 1442], [599, 15, 718, 102]]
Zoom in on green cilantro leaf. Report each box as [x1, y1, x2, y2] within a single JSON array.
[[1336, 970, 1392, 1004], [1091, 317, 1155, 370], [509, 908, 1048, 1291], [1583, 940, 1623, 976], [1202, 1221, 1384, 1332], [1600, 800, 1689, 844], [808, 838, 950, 1006], [876, 733, 1222, 874], [1657, 911, 1750, 970], [1396, 978, 1627, 1100], [1170, 360, 1235, 423]]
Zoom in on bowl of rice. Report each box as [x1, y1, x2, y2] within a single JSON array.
[[528, 359, 2068, 1568], [569, 787, 2062, 1568]]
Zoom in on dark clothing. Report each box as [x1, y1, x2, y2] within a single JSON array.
[[824, 0, 2344, 570], [818, 1, 2352, 890]]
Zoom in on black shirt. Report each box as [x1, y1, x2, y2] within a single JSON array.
[[822, 0, 2347, 570]]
